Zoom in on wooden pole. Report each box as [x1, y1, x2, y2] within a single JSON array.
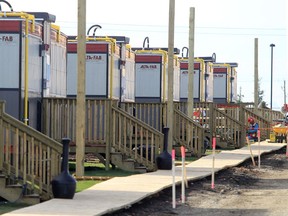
[[187, 7, 195, 118], [76, 0, 86, 177], [167, 0, 175, 153], [246, 136, 256, 166], [254, 38, 259, 108]]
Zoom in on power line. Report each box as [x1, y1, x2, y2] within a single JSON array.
[[59, 25, 286, 37], [57, 20, 286, 31]]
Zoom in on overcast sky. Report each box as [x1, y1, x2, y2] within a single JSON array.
[[5, 0, 288, 109]]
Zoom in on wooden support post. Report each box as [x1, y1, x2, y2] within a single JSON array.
[[167, 0, 175, 153], [187, 7, 195, 118], [239, 103, 246, 147], [209, 103, 215, 141], [76, 0, 86, 177], [105, 100, 112, 171]]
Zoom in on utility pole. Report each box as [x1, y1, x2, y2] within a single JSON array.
[[167, 0, 175, 153], [187, 7, 195, 118], [254, 38, 258, 108], [270, 43, 275, 109], [239, 86, 244, 102], [284, 80, 287, 104], [76, 0, 86, 177]]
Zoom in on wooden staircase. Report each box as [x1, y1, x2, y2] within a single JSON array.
[[0, 101, 63, 204], [110, 152, 147, 173], [109, 106, 164, 172], [0, 172, 40, 205]]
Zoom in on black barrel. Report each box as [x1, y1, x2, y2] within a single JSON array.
[[156, 127, 172, 170], [51, 138, 76, 199]]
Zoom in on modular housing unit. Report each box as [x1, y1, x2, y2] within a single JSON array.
[[133, 48, 180, 103], [67, 36, 135, 102], [213, 63, 238, 103], [0, 11, 67, 129], [179, 57, 214, 102]]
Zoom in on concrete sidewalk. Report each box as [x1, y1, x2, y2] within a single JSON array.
[[3, 141, 286, 216]]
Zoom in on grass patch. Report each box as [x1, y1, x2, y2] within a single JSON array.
[[76, 180, 101, 193], [69, 162, 137, 177], [0, 202, 30, 215], [70, 162, 138, 193], [205, 149, 222, 155]]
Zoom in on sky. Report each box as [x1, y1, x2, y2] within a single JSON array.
[[4, 0, 288, 110]]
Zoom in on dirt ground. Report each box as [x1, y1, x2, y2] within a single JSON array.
[[108, 147, 288, 216]]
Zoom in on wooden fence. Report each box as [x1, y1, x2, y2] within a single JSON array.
[[41, 99, 279, 166], [42, 98, 111, 144], [42, 98, 164, 170], [122, 102, 205, 156]]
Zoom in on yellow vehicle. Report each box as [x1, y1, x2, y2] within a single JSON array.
[[271, 104, 288, 143], [271, 124, 288, 143]]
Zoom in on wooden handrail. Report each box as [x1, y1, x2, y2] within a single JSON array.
[[111, 105, 164, 171], [213, 107, 244, 148], [0, 101, 62, 200], [173, 109, 204, 157]]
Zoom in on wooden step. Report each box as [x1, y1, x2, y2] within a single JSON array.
[[0, 174, 40, 205], [110, 152, 146, 173]]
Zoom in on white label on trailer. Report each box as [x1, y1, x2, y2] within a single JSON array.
[[0, 34, 19, 88], [213, 73, 227, 98], [86, 54, 107, 95], [135, 63, 161, 97], [180, 69, 199, 99]]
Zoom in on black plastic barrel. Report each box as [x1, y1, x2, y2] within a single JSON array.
[[51, 138, 76, 199], [156, 127, 172, 170]]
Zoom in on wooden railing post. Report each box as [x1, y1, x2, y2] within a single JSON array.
[[0, 101, 4, 171], [209, 103, 215, 138], [239, 103, 246, 147], [105, 100, 112, 171]]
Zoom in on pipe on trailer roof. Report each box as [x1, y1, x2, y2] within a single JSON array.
[[86, 24, 102, 37], [0, 0, 13, 12], [143, 36, 149, 49], [182, 46, 188, 58]]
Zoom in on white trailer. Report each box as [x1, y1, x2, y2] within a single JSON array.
[[67, 36, 135, 102], [0, 11, 67, 129], [133, 48, 180, 103], [179, 57, 214, 102], [213, 63, 238, 103]]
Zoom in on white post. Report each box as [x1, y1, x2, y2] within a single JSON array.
[[181, 146, 185, 203], [211, 137, 216, 189], [172, 149, 176, 208]]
